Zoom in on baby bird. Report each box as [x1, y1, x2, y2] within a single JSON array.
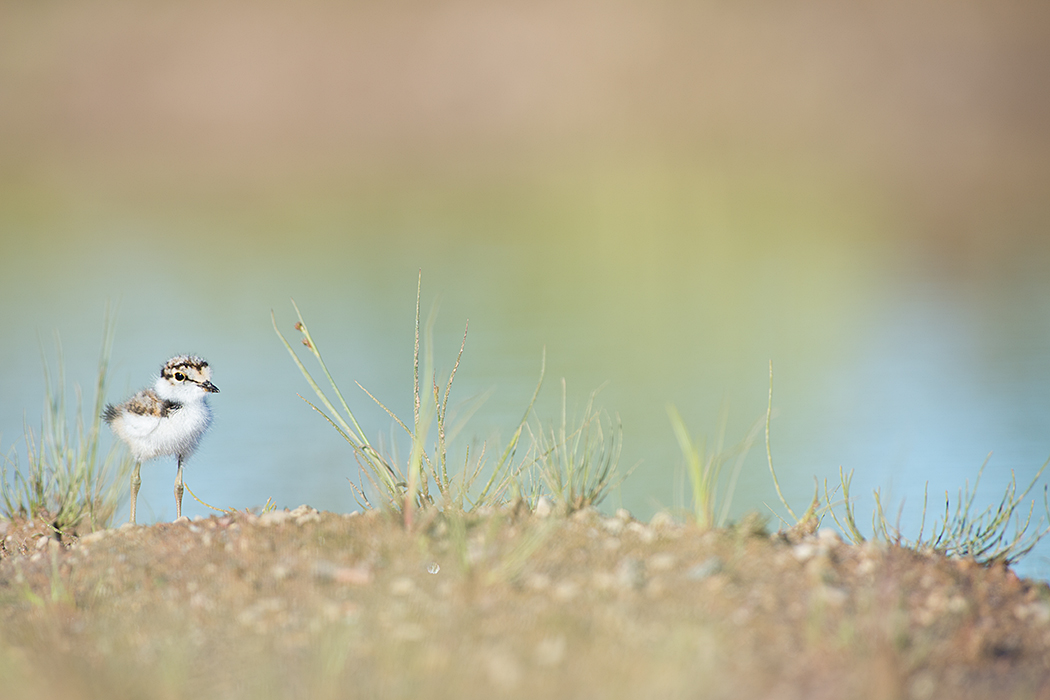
[[104, 355, 219, 524]]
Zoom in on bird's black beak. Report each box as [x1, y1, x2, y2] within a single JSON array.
[[202, 381, 220, 393]]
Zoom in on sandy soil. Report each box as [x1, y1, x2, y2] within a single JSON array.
[[2, 506, 1049, 700]]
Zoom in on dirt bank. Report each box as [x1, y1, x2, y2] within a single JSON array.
[[2, 507, 1049, 699]]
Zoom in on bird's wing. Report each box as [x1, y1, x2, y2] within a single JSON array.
[[116, 389, 166, 439], [118, 410, 164, 439]]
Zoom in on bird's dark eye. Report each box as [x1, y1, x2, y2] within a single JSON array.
[[174, 372, 186, 381]]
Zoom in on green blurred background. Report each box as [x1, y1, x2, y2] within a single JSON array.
[[2, 2, 1049, 573]]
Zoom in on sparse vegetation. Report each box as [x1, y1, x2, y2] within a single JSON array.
[[825, 458, 1050, 566], [272, 283, 1050, 568], [0, 313, 133, 535], [668, 404, 762, 529], [273, 276, 546, 522], [275, 279, 634, 522], [527, 380, 626, 515], [761, 362, 1050, 565]]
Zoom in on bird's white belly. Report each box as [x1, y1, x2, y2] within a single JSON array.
[[117, 401, 212, 462]]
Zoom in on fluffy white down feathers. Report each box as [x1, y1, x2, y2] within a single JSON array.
[[104, 355, 219, 523]]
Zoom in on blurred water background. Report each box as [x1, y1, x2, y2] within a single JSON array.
[[2, 2, 1050, 576]]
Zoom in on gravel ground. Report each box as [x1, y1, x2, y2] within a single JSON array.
[[2, 506, 1049, 700]]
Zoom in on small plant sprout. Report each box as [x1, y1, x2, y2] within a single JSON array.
[[668, 404, 763, 530], [822, 456, 1050, 565], [527, 380, 628, 514], [764, 360, 799, 524], [884, 456, 1049, 565], [823, 467, 866, 544]]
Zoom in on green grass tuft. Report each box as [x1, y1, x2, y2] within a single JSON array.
[[526, 380, 627, 514], [668, 404, 763, 530], [0, 309, 133, 534], [824, 454, 1050, 566], [273, 274, 544, 521]]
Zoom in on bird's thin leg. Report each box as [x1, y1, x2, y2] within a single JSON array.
[[129, 461, 142, 525], [174, 456, 185, 521]]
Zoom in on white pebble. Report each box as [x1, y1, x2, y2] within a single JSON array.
[[649, 511, 675, 529], [686, 557, 722, 580], [816, 528, 842, 546], [534, 497, 552, 518], [792, 542, 817, 562], [648, 552, 676, 571]]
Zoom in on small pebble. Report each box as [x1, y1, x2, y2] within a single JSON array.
[[572, 507, 598, 523], [856, 558, 877, 575], [615, 558, 645, 590], [792, 542, 817, 562], [648, 552, 677, 572], [259, 510, 293, 526], [649, 511, 675, 529], [816, 528, 842, 546], [311, 560, 338, 580], [552, 580, 579, 602], [686, 557, 723, 580], [627, 522, 656, 543], [1015, 601, 1050, 625], [534, 497, 552, 518]]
